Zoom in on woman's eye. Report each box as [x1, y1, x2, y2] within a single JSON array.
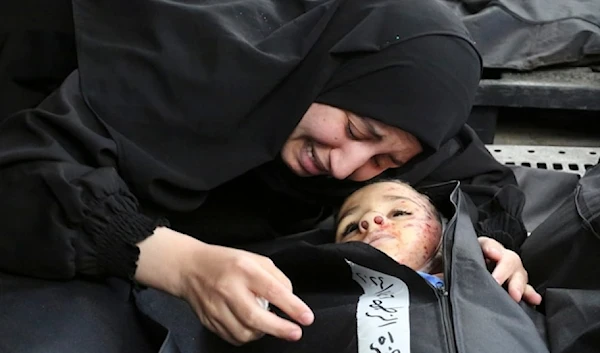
[[371, 155, 381, 168], [371, 154, 398, 169], [388, 155, 403, 167], [342, 222, 358, 236], [346, 123, 359, 140], [392, 210, 412, 217]]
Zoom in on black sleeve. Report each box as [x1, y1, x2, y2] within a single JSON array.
[[0, 71, 166, 280]]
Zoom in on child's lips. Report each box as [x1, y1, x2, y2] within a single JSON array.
[[364, 232, 395, 246]]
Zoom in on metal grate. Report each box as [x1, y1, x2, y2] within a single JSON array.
[[485, 145, 600, 176]]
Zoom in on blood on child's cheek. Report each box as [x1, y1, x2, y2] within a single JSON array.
[[386, 208, 441, 267]]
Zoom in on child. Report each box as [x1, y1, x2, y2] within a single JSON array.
[[335, 179, 545, 305], [335, 180, 444, 283]]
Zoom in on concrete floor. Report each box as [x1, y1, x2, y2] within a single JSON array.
[[494, 119, 600, 147], [491, 109, 600, 147]]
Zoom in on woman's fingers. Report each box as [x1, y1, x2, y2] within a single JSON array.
[[479, 236, 524, 286], [231, 287, 307, 341], [244, 254, 313, 328], [522, 285, 543, 306], [188, 295, 240, 345], [479, 237, 513, 284], [478, 237, 503, 263], [204, 314, 244, 346], [490, 249, 522, 286], [180, 244, 314, 345], [190, 272, 292, 345], [478, 237, 542, 305], [208, 307, 265, 346], [210, 266, 311, 342], [254, 255, 293, 291], [505, 269, 527, 302]]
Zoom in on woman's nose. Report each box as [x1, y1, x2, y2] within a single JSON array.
[[329, 145, 376, 180]]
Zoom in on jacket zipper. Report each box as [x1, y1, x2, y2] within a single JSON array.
[[437, 207, 459, 353], [434, 282, 458, 353]]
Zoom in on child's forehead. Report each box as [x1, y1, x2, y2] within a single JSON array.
[[357, 182, 415, 197], [344, 182, 418, 206]]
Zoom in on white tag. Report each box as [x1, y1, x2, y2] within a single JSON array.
[[346, 260, 410, 353]]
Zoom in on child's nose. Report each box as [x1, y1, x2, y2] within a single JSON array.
[[360, 220, 369, 229], [360, 214, 385, 231], [373, 215, 383, 225]]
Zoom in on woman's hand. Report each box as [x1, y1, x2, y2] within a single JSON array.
[[135, 227, 314, 346], [478, 237, 542, 306]]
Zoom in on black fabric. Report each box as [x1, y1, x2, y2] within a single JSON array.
[[66, 181, 542, 353], [0, 74, 167, 279], [511, 166, 580, 233], [316, 36, 481, 152], [0, 0, 76, 120], [72, 0, 480, 205], [520, 164, 600, 353], [180, 182, 548, 353], [0, 273, 166, 353], [545, 289, 600, 353], [1, 177, 596, 353], [154, 170, 330, 247], [420, 127, 529, 251], [521, 164, 600, 295], [133, 289, 200, 353], [471, 184, 527, 251], [0, 0, 487, 281], [0, 1, 531, 351], [446, 0, 600, 70]]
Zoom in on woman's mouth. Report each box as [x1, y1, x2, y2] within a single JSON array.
[[300, 141, 327, 176]]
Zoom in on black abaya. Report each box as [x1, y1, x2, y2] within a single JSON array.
[[0, 0, 486, 280]]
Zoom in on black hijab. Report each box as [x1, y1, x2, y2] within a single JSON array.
[[72, 0, 481, 210]]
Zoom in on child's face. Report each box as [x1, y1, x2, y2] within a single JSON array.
[[336, 182, 442, 271]]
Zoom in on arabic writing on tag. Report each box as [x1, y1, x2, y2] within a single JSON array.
[[347, 260, 410, 353], [354, 273, 401, 328], [369, 331, 401, 353]]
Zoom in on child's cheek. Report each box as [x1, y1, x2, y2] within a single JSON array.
[[392, 219, 442, 268]]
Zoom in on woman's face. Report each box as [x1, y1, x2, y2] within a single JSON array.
[[335, 182, 442, 271], [281, 103, 423, 181]]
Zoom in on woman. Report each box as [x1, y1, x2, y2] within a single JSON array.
[[0, 0, 533, 349]]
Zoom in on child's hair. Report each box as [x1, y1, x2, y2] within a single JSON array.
[[334, 178, 442, 226]]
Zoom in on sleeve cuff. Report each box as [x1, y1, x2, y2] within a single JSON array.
[[80, 191, 169, 279]]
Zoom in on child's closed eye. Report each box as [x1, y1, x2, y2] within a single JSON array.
[[342, 222, 358, 237], [391, 209, 412, 217]]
